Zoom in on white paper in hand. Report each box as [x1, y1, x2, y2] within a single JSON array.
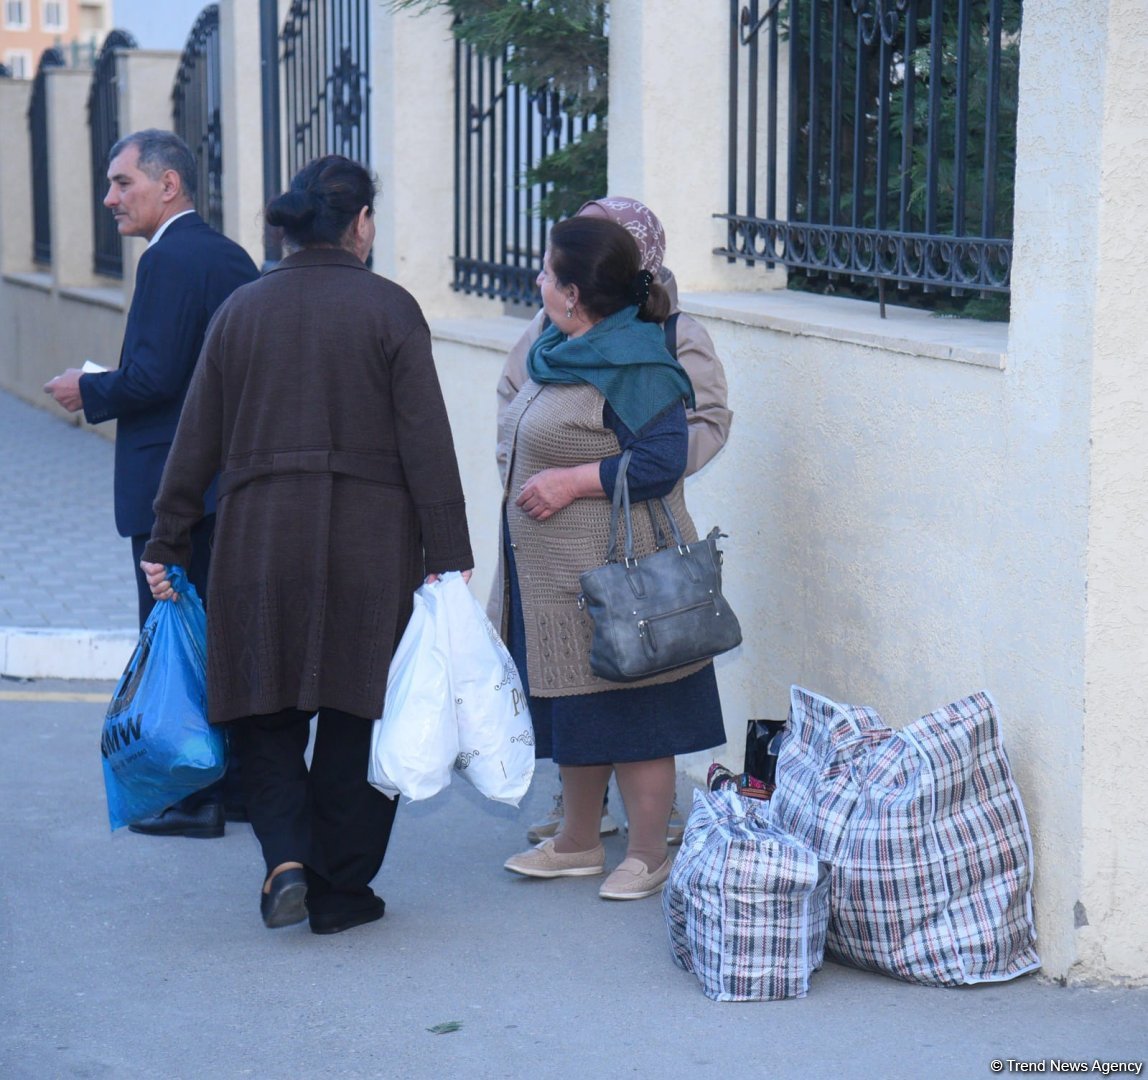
[[442, 574, 535, 806], [368, 583, 457, 800]]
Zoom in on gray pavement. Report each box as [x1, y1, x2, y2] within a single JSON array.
[[2, 390, 1147, 1078], [1, 683, 1146, 1080], [0, 389, 136, 633]]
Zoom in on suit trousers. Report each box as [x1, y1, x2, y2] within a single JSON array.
[[230, 707, 399, 917]]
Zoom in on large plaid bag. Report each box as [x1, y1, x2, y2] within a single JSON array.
[[770, 686, 1040, 986], [663, 788, 830, 1001]]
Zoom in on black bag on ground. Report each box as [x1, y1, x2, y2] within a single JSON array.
[[578, 449, 742, 682]]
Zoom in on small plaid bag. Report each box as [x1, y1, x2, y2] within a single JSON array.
[[663, 788, 830, 1001], [770, 686, 1040, 986]]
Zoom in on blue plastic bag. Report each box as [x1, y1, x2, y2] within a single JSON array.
[[100, 566, 227, 830]]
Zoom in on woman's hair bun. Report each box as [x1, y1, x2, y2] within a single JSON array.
[[265, 189, 319, 230]]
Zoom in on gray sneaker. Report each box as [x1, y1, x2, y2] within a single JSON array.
[[666, 798, 685, 846], [526, 793, 621, 843], [526, 793, 564, 843]]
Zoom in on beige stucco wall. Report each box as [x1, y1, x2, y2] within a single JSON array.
[[1077, 0, 1148, 983]]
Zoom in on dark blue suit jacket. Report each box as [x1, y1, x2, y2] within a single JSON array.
[[80, 212, 260, 538]]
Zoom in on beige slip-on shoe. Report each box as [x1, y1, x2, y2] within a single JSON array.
[[598, 856, 673, 900], [503, 838, 606, 878]]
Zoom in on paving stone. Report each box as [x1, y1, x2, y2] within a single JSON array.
[[0, 391, 137, 634]]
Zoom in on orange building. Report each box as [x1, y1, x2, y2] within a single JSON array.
[[1, 0, 110, 77]]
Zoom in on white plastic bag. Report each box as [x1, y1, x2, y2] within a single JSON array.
[[441, 573, 535, 806], [368, 583, 456, 800]]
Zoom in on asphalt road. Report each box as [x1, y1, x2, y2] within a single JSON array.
[[2, 680, 1145, 1080]]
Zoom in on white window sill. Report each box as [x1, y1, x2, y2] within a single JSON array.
[[679, 289, 1008, 370]]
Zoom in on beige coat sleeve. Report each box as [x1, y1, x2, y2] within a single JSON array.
[[677, 313, 733, 475], [495, 310, 546, 485]]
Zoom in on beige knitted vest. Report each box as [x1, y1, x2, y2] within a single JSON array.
[[498, 379, 710, 697]]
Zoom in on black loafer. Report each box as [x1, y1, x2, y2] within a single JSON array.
[[309, 895, 385, 936], [129, 801, 225, 839], [260, 868, 309, 929]]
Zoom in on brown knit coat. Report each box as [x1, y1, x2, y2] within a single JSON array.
[[144, 248, 473, 724]]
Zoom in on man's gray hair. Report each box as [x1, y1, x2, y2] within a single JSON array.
[[109, 129, 197, 198]]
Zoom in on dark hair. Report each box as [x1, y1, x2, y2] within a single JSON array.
[[264, 155, 378, 248], [109, 129, 197, 198], [548, 217, 671, 324]]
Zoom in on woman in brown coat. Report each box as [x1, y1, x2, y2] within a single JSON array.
[[142, 156, 473, 935]]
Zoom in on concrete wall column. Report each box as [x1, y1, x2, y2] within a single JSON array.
[[1078, 0, 1148, 984], [372, 6, 489, 317], [114, 49, 179, 299], [46, 68, 98, 289], [1000, 1, 1106, 980], [0, 79, 34, 275], [606, 0, 780, 293], [218, 0, 265, 264]]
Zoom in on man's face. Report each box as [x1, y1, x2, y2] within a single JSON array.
[[103, 144, 169, 240]]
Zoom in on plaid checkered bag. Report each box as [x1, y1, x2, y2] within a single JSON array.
[[771, 686, 1040, 986], [662, 788, 830, 1001]]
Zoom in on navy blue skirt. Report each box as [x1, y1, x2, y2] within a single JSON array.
[[504, 526, 727, 766]]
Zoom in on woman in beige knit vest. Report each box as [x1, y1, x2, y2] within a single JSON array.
[[496, 217, 726, 900]]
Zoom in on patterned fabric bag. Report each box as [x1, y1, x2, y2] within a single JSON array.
[[770, 686, 1040, 986], [663, 788, 830, 1001]]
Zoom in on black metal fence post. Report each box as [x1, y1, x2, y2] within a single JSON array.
[[451, 36, 598, 304], [172, 5, 223, 234], [88, 29, 138, 279], [28, 47, 66, 267]]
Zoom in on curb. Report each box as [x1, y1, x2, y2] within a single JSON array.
[[0, 626, 135, 681]]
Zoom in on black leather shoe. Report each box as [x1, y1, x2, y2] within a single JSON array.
[[224, 803, 249, 823], [309, 895, 385, 936], [128, 801, 225, 839], [260, 869, 308, 928]]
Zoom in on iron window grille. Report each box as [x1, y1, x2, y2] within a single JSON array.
[[717, 0, 1019, 309]]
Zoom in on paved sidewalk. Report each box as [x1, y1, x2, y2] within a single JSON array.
[[2, 685, 1147, 1080], [0, 389, 137, 678]]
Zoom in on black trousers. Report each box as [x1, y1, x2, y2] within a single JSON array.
[[230, 707, 399, 917]]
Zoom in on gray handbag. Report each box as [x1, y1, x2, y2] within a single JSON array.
[[578, 450, 742, 682]]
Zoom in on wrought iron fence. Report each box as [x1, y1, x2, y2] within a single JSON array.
[[28, 47, 65, 266], [173, 5, 223, 233], [717, 0, 1020, 303], [453, 38, 598, 304], [88, 28, 138, 278], [260, 0, 371, 264]]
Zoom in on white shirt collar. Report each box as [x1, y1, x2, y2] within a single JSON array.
[[148, 209, 196, 248]]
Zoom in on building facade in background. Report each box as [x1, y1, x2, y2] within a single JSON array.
[[1, 0, 110, 75]]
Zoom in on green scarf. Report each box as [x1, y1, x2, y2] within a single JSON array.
[[526, 306, 695, 433]]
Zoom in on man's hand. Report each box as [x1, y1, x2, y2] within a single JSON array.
[[43, 370, 84, 413]]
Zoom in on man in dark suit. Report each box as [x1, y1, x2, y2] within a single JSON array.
[[44, 129, 259, 837]]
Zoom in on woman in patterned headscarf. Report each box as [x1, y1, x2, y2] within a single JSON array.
[[492, 198, 733, 861], [496, 196, 730, 483]]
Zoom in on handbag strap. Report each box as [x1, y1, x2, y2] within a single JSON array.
[[606, 448, 689, 564]]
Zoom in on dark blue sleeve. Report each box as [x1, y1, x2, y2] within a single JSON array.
[[599, 400, 688, 502]]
